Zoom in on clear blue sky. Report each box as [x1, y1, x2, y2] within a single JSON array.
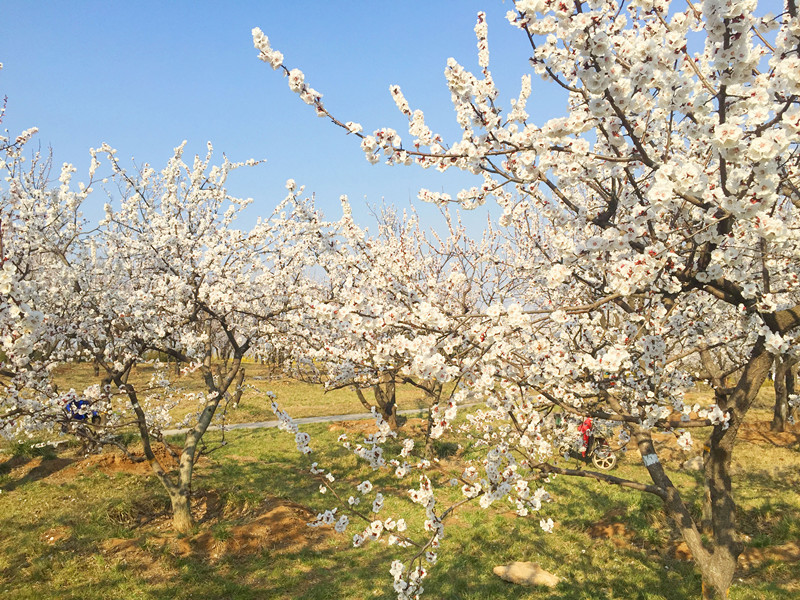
[[1, 1, 562, 228]]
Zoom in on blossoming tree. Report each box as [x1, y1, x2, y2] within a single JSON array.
[[2, 127, 335, 531], [254, 1, 800, 597], [284, 201, 499, 432], [1, 115, 105, 445]]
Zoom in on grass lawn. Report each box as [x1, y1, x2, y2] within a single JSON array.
[[50, 361, 435, 426], [1, 376, 798, 599]]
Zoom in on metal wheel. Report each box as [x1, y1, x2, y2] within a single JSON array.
[[592, 447, 617, 470]]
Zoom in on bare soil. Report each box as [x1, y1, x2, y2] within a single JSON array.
[[0, 444, 185, 484], [101, 496, 332, 567], [586, 520, 635, 549], [737, 420, 800, 447]]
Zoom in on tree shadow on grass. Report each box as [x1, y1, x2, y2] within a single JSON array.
[[417, 508, 700, 600], [734, 465, 800, 496], [206, 429, 703, 598], [1, 532, 398, 600], [0, 455, 76, 493]]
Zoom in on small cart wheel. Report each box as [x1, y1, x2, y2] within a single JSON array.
[[592, 448, 617, 470]]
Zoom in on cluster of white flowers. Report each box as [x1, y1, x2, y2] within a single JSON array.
[[251, 27, 283, 69], [676, 431, 694, 452], [270, 401, 313, 454]]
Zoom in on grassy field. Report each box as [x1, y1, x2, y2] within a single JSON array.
[[1, 375, 798, 599], [50, 361, 436, 425]]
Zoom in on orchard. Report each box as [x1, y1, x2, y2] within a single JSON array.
[[2, 1, 800, 599]]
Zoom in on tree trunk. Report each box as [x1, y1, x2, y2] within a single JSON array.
[[384, 399, 399, 429], [113, 343, 246, 533], [353, 386, 373, 411], [423, 406, 436, 457], [116, 372, 190, 532], [699, 552, 736, 599], [701, 339, 774, 598], [170, 490, 193, 533], [772, 356, 796, 432], [633, 429, 736, 600], [373, 383, 398, 428], [788, 362, 797, 424], [231, 367, 245, 407], [631, 339, 774, 599], [701, 444, 713, 533], [353, 373, 400, 428], [374, 373, 398, 428]]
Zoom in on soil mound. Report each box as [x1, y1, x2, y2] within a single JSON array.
[[738, 421, 800, 447], [102, 497, 333, 566], [181, 498, 330, 560], [51, 444, 187, 480], [586, 510, 636, 549]]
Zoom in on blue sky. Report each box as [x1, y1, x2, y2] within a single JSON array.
[[1, 1, 562, 228]]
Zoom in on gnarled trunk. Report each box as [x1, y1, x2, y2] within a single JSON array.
[[697, 544, 737, 599], [116, 370, 195, 532]]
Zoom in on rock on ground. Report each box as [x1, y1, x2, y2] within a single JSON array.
[[493, 561, 560, 588], [682, 455, 704, 471]]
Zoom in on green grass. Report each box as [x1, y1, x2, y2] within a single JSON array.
[[1, 379, 797, 599], [51, 361, 434, 425]]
